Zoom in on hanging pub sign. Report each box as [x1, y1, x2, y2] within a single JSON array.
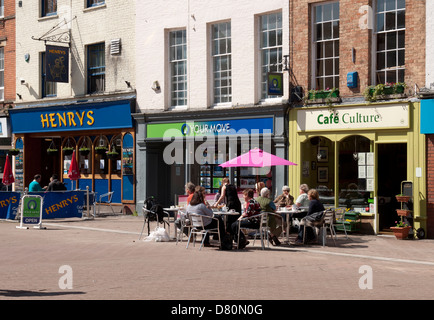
[[267, 72, 284, 96], [45, 45, 69, 83]]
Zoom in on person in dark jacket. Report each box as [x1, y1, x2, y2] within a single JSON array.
[[46, 174, 67, 191], [293, 189, 325, 245]]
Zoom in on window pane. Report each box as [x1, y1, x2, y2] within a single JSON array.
[[324, 76, 334, 90], [317, 59, 324, 76], [377, 0, 385, 12], [397, 10, 405, 29], [323, 22, 332, 39], [315, 6, 322, 23], [333, 21, 339, 38], [317, 42, 324, 59], [316, 23, 322, 41], [376, 13, 384, 32], [377, 33, 386, 51], [398, 49, 405, 66], [398, 30, 405, 48], [377, 52, 385, 70], [397, 0, 405, 9], [385, 0, 395, 11], [324, 41, 334, 58], [323, 3, 332, 21], [387, 32, 396, 50], [387, 51, 396, 68], [385, 12, 396, 30]]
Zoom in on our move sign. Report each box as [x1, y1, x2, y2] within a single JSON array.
[[17, 195, 43, 230]]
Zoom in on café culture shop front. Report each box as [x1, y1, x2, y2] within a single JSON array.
[[9, 98, 136, 210], [288, 101, 426, 234]]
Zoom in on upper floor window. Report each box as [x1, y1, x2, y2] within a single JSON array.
[[212, 22, 232, 105], [87, 43, 105, 94], [87, 0, 105, 8], [169, 30, 187, 108], [0, 0, 4, 17], [42, 0, 57, 17], [313, 2, 340, 90], [41, 52, 57, 98], [0, 47, 3, 101], [260, 12, 282, 99], [375, 0, 405, 84]]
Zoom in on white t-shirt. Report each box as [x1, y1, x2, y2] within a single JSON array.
[[296, 193, 309, 207]]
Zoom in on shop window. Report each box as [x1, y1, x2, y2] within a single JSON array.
[[78, 136, 92, 175], [212, 21, 232, 105], [260, 11, 283, 99], [62, 137, 76, 175], [169, 29, 187, 108], [94, 135, 109, 175], [109, 134, 122, 175], [313, 2, 340, 90], [338, 135, 372, 211], [301, 137, 335, 206], [375, 0, 405, 84]]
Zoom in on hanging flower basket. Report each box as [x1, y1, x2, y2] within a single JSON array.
[[106, 151, 119, 160], [8, 148, 20, 156], [63, 147, 74, 156], [95, 146, 108, 155], [79, 148, 90, 156], [47, 148, 59, 155]]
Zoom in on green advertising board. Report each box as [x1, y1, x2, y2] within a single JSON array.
[[17, 195, 43, 229]]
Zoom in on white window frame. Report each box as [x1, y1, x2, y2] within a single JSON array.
[[211, 21, 232, 107], [373, 0, 405, 85], [311, 1, 340, 91], [169, 29, 187, 110], [259, 11, 283, 102], [0, 0, 4, 17]]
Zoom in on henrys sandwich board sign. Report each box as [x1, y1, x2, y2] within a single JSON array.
[[16, 195, 45, 230]]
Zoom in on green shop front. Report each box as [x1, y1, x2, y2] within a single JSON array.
[[9, 99, 136, 212]]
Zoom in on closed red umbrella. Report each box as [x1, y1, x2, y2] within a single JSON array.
[[68, 150, 81, 181], [3, 155, 14, 186]]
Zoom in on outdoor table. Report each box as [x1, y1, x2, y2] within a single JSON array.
[[276, 208, 308, 243], [212, 209, 240, 231], [163, 207, 184, 239]]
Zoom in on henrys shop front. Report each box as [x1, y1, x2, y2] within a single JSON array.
[[135, 106, 288, 208], [288, 101, 426, 235], [9, 98, 136, 212]]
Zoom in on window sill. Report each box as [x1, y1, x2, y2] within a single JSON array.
[[38, 14, 58, 22], [83, 3, 107, 13], [304, 97, 341, 105]]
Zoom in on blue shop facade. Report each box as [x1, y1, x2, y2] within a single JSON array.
[[9, 96, 136, 212]]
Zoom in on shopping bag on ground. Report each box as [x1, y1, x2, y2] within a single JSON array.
[[144, 227, 170, 242]]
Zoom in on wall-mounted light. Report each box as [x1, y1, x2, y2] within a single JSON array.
[[151, 81, 160, 92]]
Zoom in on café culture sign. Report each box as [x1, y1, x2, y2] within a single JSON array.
[[296, 104, 409, 132]]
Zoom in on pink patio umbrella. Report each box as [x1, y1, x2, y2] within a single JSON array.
[[219, 148, 297, 184], [68, 150, 81, 189], [2, 155, 14, 188], [219, 148, 297, 168]]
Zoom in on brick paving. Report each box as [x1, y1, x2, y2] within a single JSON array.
[[1, 214, 434, 301]]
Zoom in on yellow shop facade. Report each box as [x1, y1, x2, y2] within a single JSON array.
[[288, 101, 426, 235]]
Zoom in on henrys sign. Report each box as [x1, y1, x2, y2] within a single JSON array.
[[297, 104, 409, 132]]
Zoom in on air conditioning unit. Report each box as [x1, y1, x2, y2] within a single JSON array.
[[110, 38, 121, 55]]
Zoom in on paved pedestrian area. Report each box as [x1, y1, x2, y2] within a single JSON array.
[[1, 214, 434, 301]]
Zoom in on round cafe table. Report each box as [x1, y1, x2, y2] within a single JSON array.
[[276, 208, 308, 243], [212, 210, 240, 231]]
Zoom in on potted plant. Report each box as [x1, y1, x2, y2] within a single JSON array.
[[95, 146, 108, 155], [390, 220, 411, 240], [8, 148, 20, 156], [106, 150, 119, 160], [47, 148, 58, 155], [394, 82, 406, 94], [396, 194, 411, 203], [79, 147, 91, 156], [63, 147, 74, 156]]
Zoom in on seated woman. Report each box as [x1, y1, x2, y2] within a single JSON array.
[[231, 189, 261, 249], [256, 187, 281, 246], [186, 191, 225, 247], [274, 185, 294, 208], [293, 189, 325, 245]]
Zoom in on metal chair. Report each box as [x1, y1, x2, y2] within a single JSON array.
[[334, 207, 349, 239], [97, 191, 115, 215], [319, 209, 337, 246], [139, 206, 170, 240], [301, 210, 326, 244], [236, 212, 268, 250], [175, 210, 192, 244], [186, 213, 221, 250]]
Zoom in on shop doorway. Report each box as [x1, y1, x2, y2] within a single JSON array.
[[377, 143, 407, 231]]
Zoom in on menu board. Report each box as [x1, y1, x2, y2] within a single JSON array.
[[14, 152, 24, 191], [122, 148, 133, 175]]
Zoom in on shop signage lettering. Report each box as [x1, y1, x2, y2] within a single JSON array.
[[297, 104, 409, 132], [182, 123, 231, 136], [44, 194, 79, 216], [40, 111, 95, 129], [317, 112, 381, 125]]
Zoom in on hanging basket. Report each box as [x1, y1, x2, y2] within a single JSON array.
[[396, 209, 412, 217], [390, 226, 411, 240], [95, 147, 108, 155], [107, 151, 119, 160], [396, 195, 411, 203], [63, 147, 74, 156], [47, 148, 59, 155], [8, 149, 20, 156], [79, 148, 90, 156]]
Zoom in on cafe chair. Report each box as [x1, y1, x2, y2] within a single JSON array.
[[334, 208, 349, 239], [236, 212, 269, 250], [140, 207, 170, 240], [301, 210, 326, 244], [319, 209, 337, 246], [176, 210, 192, 245], [96, 191, 115, 216], [186, 213, 221, 250]]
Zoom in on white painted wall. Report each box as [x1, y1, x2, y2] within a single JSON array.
[[136, 0, 290, 112], [16, 1, 135, 102]]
